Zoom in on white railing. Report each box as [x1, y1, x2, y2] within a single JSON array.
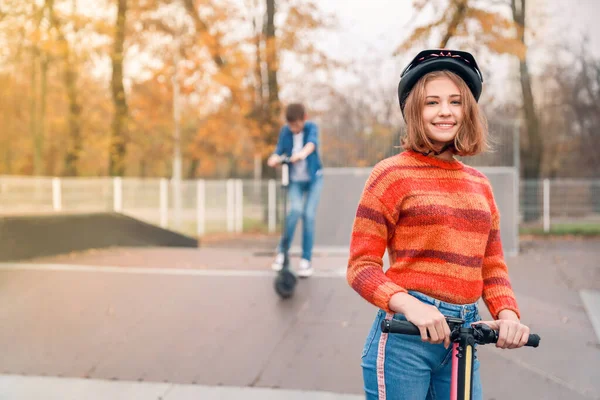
[[1, 176, 598, 236], [0, 176, 283, 238]]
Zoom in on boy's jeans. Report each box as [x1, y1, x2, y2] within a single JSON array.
[[361, 291, 483, 400], [278, 174, 323, 261]]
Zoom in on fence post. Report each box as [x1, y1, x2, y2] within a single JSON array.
[[268, 179, 276, 233], [226, 179, 234, 232], [513, 167, 520, 256], [113, 177, 123, 212], [172, 178, 182, 230], [160, 178, 168, 228], [235, 179, 243, 233], [196, 179, 205, 237], [543, 178, 550, 233], [52, 177, 62, 211]]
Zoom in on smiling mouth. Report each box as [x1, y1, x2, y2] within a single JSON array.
[[432, 123, 456, 129]]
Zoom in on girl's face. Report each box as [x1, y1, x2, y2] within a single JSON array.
[[422, 77, 463, 147]]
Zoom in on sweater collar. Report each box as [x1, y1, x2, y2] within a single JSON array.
[[403, 150, 464, 170]]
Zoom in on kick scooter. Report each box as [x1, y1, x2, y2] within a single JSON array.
[[274, 155, 297, 299], [381, 317, 540, 400]]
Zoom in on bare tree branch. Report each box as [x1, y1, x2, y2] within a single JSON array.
[[182, 0, 225, 67], [439, 0, 468, 48]]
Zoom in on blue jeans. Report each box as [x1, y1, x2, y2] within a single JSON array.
[[361, 291, 482, 400], [278, 174, 323, 261]]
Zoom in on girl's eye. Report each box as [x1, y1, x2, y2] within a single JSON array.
[[451, 101, 462, 105], [426, 101, 438, 105]]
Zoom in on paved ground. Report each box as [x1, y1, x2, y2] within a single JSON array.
[[0, 236, 599, 399]]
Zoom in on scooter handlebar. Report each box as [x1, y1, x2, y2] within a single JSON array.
[[380, 319, 540, 348]]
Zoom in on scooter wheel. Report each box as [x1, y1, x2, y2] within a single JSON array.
[[275, 269, 297, 298]]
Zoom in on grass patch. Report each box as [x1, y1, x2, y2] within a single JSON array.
[[242, 218, 272, 234], [168, 218, 274, 238], [520, 223, 600, 236]]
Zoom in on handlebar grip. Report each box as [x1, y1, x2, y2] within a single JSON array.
[[526, 334, 540, 348], [381, 319, 420, 335]]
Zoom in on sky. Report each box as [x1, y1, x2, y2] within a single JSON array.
[[308, 0, 600, 101], [316, 0, 600, 60]]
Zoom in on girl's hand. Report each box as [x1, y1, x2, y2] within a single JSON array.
[[389, 293, 451, 348], [472, 319, 530, 349]]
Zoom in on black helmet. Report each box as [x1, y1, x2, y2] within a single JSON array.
[[397, 49, 484, 115]]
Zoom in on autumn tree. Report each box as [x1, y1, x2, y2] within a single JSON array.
[[511, 0, 541, 182], [29, 1, 49, 176], [396, 0, 544, 219], [45, 0, 83, 176], [0, 0, 71, 176], [264, 0, 280, 148], [109, 0, 129, 176], [0, 0, 337, 179], [395, 0, 540, 177], [181, 0, 337, 177], [547, 44, 600, 178]]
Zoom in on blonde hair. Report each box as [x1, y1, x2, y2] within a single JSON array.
[[401, 70, 488, 156]]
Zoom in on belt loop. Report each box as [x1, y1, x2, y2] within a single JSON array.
[[434, 298, 441, 308]]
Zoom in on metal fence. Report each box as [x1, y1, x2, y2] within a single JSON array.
[[520, 179, 600, 230], [0, 176, 279, 237], [0, 175, 598, 237]]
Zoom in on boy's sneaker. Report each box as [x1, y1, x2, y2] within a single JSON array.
[[271, 253, 284, 271], [297, 259, 314, 278]]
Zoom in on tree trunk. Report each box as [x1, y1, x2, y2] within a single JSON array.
[[263, 0, 279, 226], [265, 0, 280, 141], [518, 60, 542, 180], [29, 3, 43, 176], [228, 154, 238, 178], [63, 64, 82, 176], [253, 1, 264, 112], [187, 158, 199, 179], [46, 0, 82, 176], [39, 54, 48, 175], [109, 0, 128, 177], [29, 49, 40, 175], [262, 0, 280, 183], [139, 159, 147, 178], [512, 0, 542, 221]]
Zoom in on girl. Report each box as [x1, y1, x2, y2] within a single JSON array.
[[346, 49, 531, 399]]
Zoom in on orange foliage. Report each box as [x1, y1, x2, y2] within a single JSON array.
[[0, 0, 337, 178], [394, 0, 526, 59]]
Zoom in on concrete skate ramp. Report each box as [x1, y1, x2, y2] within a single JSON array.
[[0, 212, 198, 262], [292, 167, 518, 256]]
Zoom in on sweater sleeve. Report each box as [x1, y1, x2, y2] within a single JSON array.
[[481, 196, 521, 319], [346, 169, 407, 313]]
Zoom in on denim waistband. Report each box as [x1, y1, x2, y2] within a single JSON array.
[[408, 291, 478, 312], [406, 291, 480, 321]]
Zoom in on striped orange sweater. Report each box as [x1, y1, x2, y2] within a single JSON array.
[[347, 150, 520, 319]]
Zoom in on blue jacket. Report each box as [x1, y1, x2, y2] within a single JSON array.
[[273, 121, 323, 181]]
